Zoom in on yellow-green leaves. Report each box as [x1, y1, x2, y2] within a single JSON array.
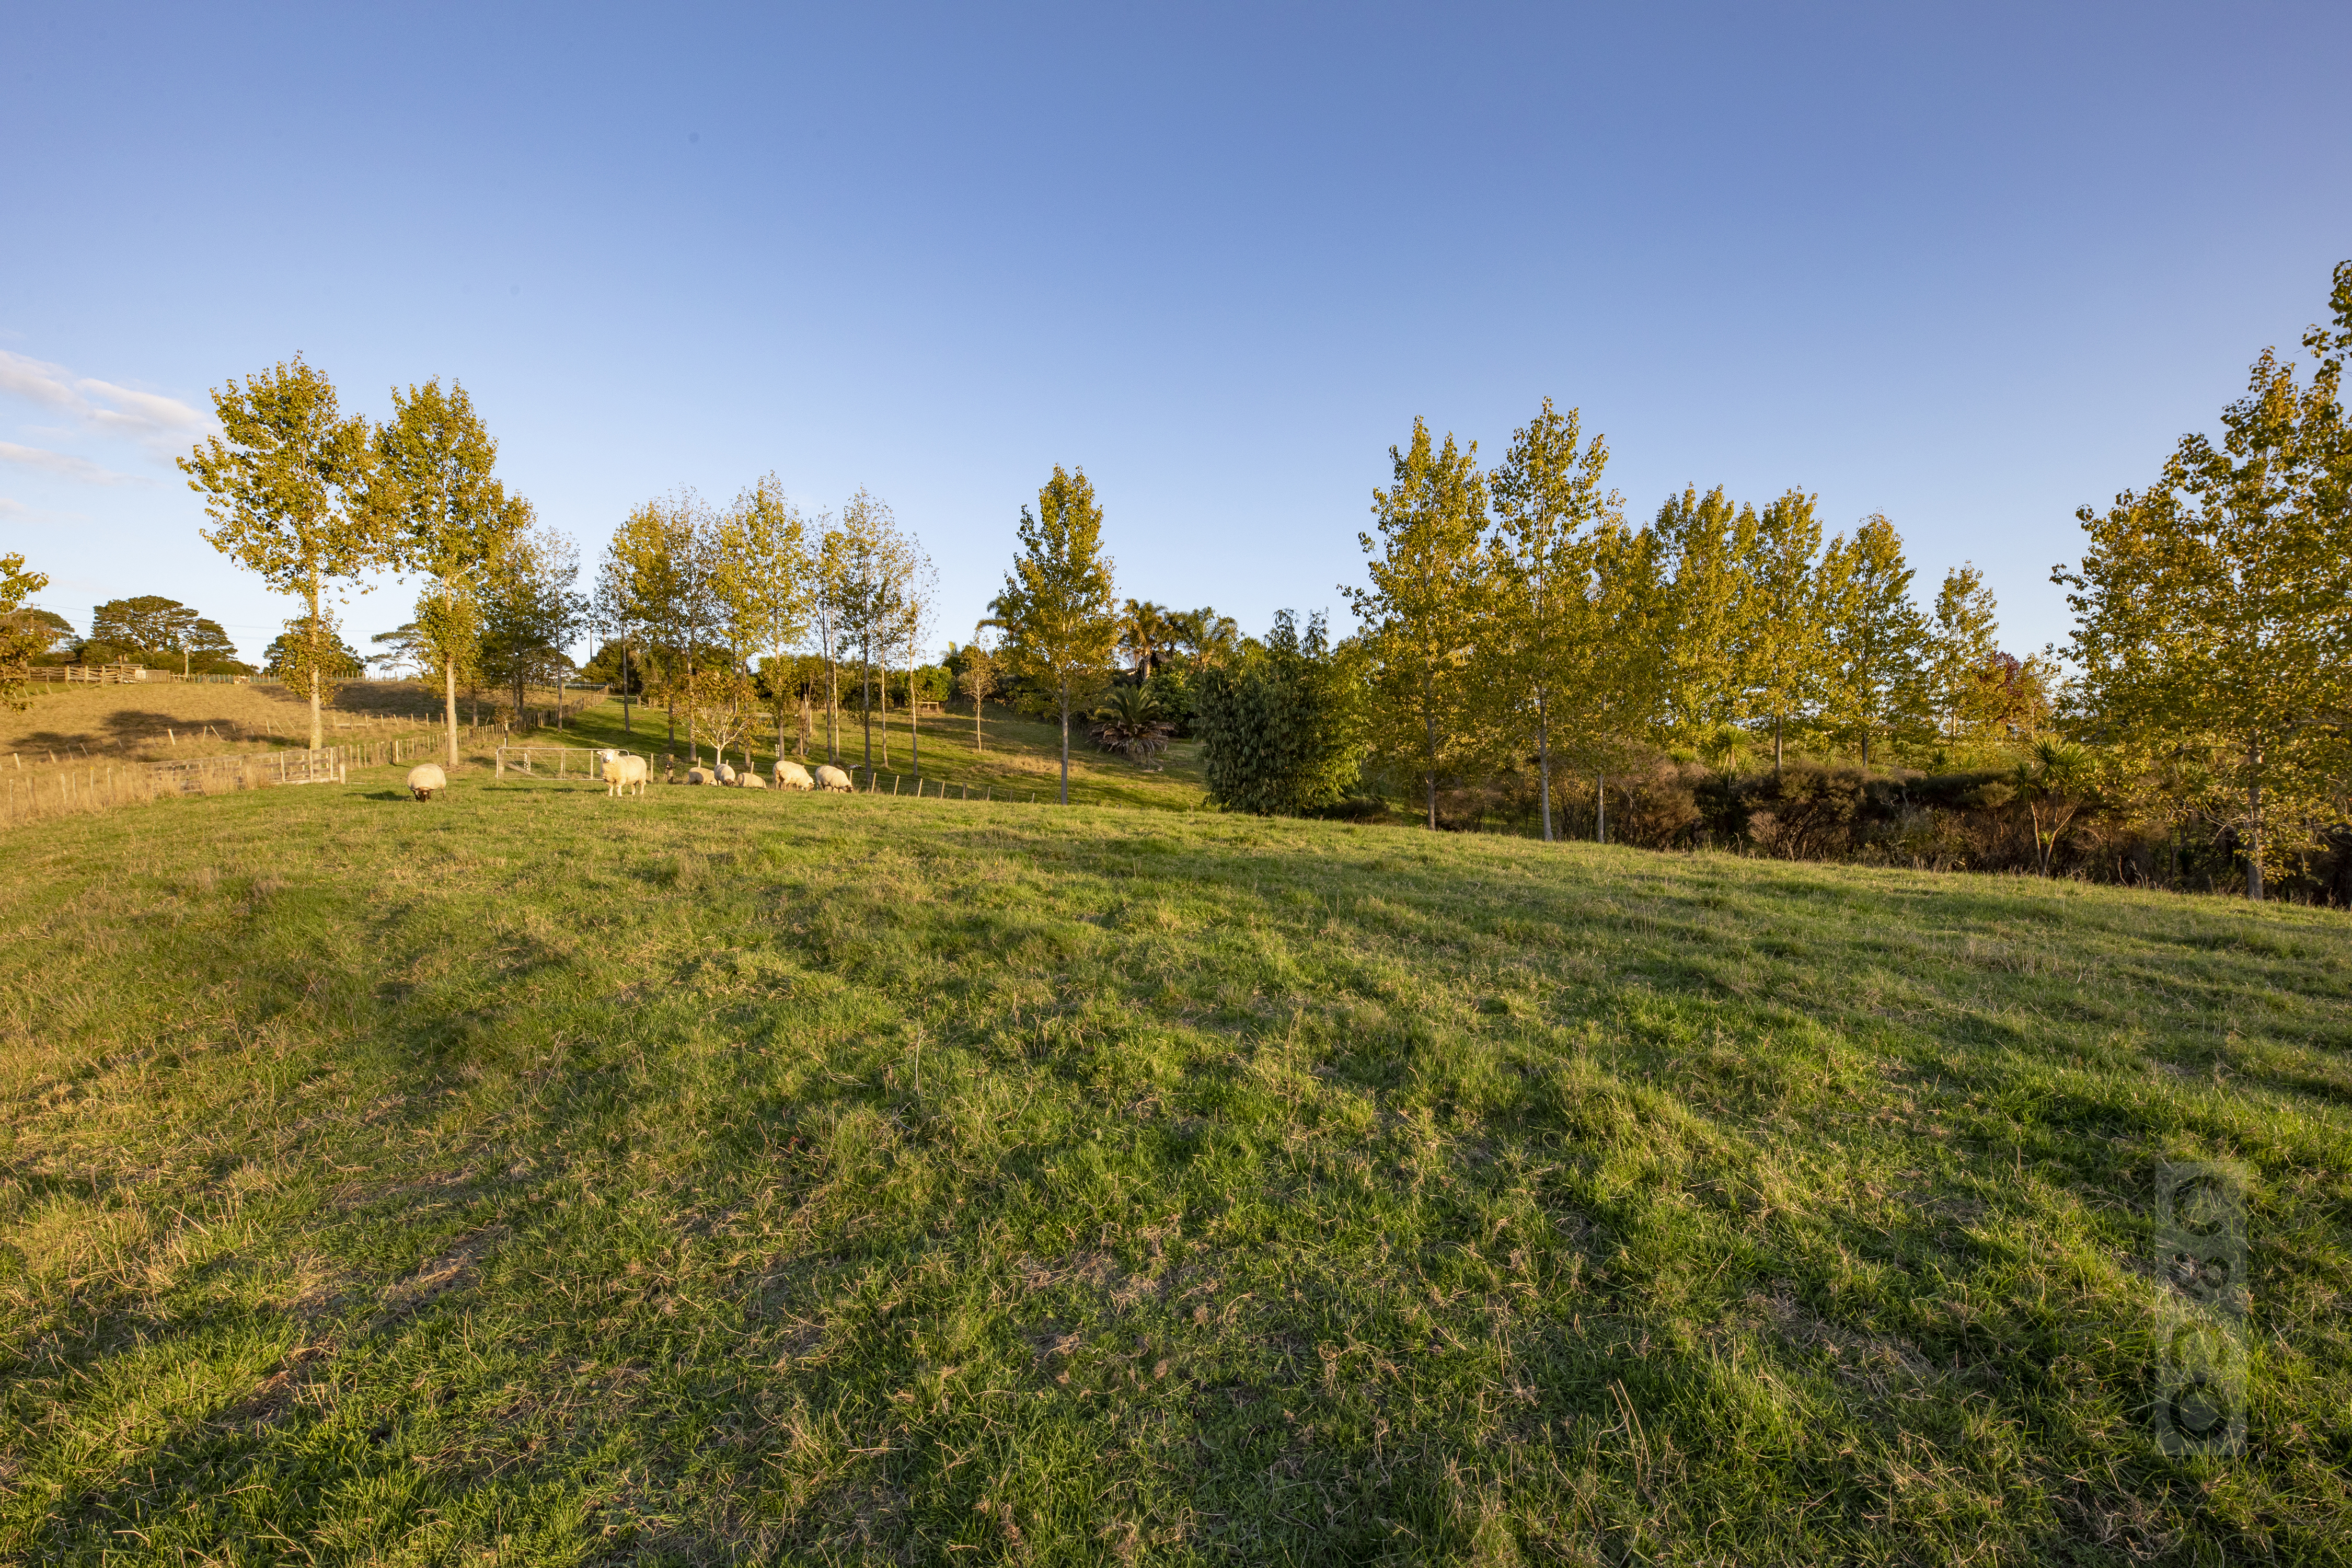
[[991, 466, 1119, 803], [372, 377, 526, 763], [0, 551, 53, 711], [179, 356, 391, 750], [2059, 337, 2352, 899], [1342, 418, 1489, 829], [1485, 399, 1629, 839]]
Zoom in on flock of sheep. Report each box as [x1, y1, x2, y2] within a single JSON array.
[[594, 750, 855, 797], [401, 751, 854, 801]]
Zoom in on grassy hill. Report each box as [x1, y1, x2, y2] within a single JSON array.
[[3, 766, 2348, 1564]]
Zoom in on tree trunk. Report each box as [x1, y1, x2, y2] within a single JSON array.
[[1424, 705, 1439, 830], [909, 659, 920, 776], [1536, 697, 1552, 844], [444, 661, 459, 768], [1598, 773, 1607, 844], [1773, 714, 1784, 775], [2247, 773, 2265, 901], [620, 640, 632, 734], [861, 640, 873, 774], [306, 567, 324, 751], [1059, 679, 1071, 805]]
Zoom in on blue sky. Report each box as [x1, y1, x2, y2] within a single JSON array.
[[4, 2, 2348, 666]]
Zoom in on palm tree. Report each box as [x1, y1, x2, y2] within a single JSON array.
[[1168, 606, 1241, 668], [1090, 683, 1175, 768], [1117, 598, 1174, 682]]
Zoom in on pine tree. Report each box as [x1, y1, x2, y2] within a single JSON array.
[[1341, 419, 1491, 829]]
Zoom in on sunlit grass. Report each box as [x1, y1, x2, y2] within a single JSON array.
[[2, 772, 2347, 1564]]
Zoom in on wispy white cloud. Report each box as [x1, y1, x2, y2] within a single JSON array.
[[0, 441, 151, 486], [0, 350, 215, 471], [0, 496, 26, 516]]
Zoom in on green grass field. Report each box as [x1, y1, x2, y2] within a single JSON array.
[[3, 762, 2349, 1564]]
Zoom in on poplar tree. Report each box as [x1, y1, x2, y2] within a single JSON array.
[[713, 474, 814, 766], [991, 465, 1120, 804], [1486, 399, 1619, 841], [1341, 419, 1490, 829], [2059, 335, 2351, 900], [180, 357, 390, 750], [372, 378, 529, 767], [601, 494, 710, 757], [1926, 564, 2003, 746], [1740, 488, 1830, 772], [1647, 487, 1756, 751], [1819, 513, 1928, 766]]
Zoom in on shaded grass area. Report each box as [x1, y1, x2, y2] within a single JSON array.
[[2, 777, 2349, 1564]]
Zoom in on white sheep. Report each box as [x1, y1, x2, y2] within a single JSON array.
[[405, 763, 447, 801], [684, 765, 716, 786], [716, 760, 738, 785], [814, 764, 853, 792], [737, 771, 768, 789], [597, 748, 649, 798], [774, 760, 814, 791]]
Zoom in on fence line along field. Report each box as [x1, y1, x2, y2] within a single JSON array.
[[1, 769, 2347, 1563]]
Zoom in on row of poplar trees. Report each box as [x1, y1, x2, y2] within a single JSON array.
[[594, 485, 938, 773], [178, 358, 577, 761], [1347, 261, 2352, 896], [1345, 401, 2031, 836]]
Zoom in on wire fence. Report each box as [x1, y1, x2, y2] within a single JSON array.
[[1, 737, 437, 831]]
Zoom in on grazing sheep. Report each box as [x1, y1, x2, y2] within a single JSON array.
[[405, 763, 448, 801], [685, 766, 716, 786], [716, 760, 738, 785], [774, 760, 814, 790], [597, 748, 649, 798], [736, 771, 768, 789], [814, 764, 853, 792]]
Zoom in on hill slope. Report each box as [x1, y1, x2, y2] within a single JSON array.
[[3, 775, 2348, 1564]]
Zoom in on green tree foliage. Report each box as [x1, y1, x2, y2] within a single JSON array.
[[991, 466, 1120, 804], [1740, 489, 1831, 772], [89, 596, 197, 663], [713, 474, 815, 765], [263, 615, 363, 690], [479, 521, 586, 727], [0, 552, 54, 711], [1646, 486, 1756, 750], [2059, 327, 2351, 900], [1117, 599, 1175, 681], [1926, 564, 2004, 749], [600, 493, 711, 754], [180, 356, 392, 750], [1342, 418, 1491, 829], [952, 638, 998, 753], [1195, 610, 1366, 815], [1486, 399, 1621, 840], [372, 377, 531, 766], [1818, 514, 1929, 766]]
